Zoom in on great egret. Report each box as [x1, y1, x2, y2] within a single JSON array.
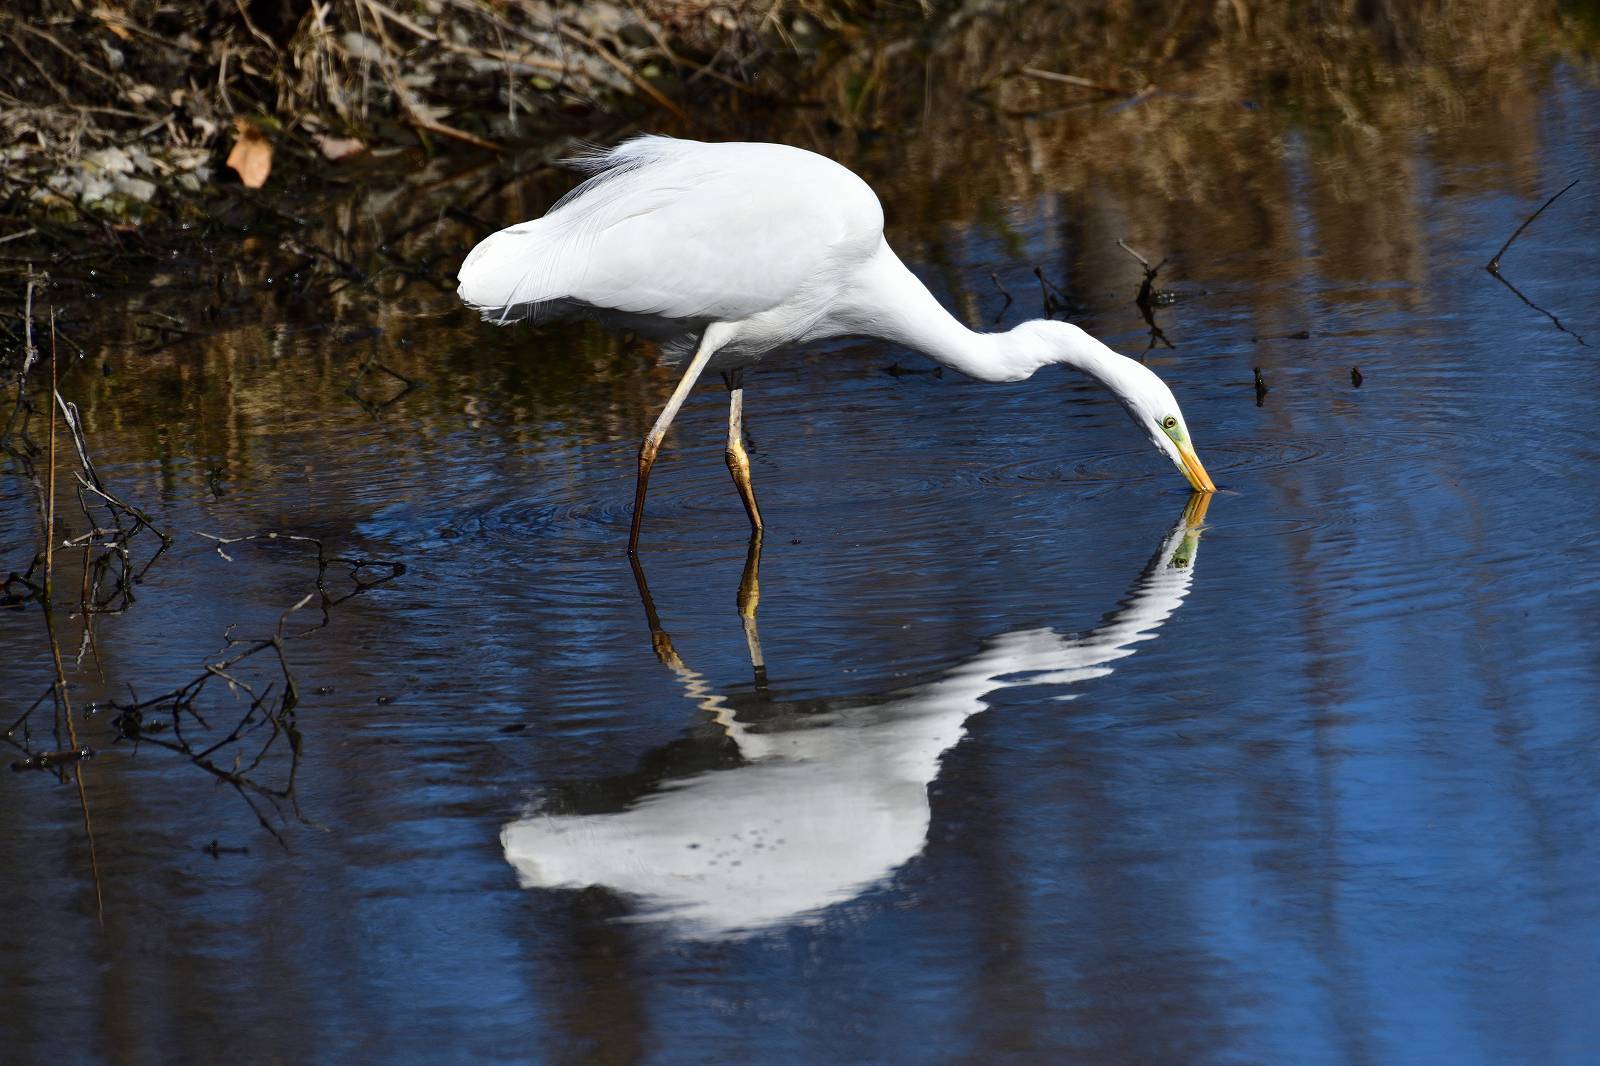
[[457, 136, 1217, 552]]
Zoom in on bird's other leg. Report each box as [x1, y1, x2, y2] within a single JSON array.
[[629, 327, 726, 554], [737, 531, 767, 692], [721, 368, 764, 533]]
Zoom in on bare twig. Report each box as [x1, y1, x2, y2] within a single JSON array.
[[43, 308, 104, 924], [1486, 179, 1579, 273], [558, 23, 689, 122], [1018, 66, 1129, 96]]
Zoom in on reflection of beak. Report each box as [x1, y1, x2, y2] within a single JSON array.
[[1182, 490, 1212, 529], [1168, 491, 1211, 568], [1177, 442, 1217, 493]]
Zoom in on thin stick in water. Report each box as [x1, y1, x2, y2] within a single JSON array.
[[44, 308, 104, 924], [1486, 178, 1579, 273]]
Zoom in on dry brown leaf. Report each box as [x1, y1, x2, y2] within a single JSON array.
[[92, 5, 134, 41], [225, 118, 272, 189], [314, 134, 367, 162]]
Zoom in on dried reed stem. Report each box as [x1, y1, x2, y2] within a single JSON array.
[[42, 305, 104, 924]]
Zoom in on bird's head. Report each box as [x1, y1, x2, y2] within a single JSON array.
[[1016, 320, 1217, 493], [1107, 358, 1217, 494]]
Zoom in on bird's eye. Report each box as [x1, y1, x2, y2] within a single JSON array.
[[1161, 416, 1178, 430]]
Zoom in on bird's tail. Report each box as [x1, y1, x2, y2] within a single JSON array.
[[456, 219, 571, 325], [457, 135, 701, 325]]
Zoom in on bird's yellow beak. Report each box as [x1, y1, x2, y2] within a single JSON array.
[[1177, 442, 1217, 493]]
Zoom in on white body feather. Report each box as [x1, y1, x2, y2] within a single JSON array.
[[456, 135, 1216, 489], [458, 137, 891, 366]]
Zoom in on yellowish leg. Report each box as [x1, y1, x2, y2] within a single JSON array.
[[721, 369, 764, 533], [628, 329, 725, 554]]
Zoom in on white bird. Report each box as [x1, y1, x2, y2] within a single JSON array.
[[457, 135, 1217, 552]]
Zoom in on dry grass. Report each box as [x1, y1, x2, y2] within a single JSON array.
[[0, 0, 820, 219]]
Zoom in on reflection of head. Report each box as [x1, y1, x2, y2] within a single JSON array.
[[504, 499, 1209, 939]]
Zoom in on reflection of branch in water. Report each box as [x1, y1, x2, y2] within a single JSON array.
[[988, 272, 1013, 324], [4, 281, 171, 627], [109, 534, 402, 841], [1116, 240, 1177, 352], [104, 593, 312, 845], [1483, 179, 1587, 348], [6, 531, 405, 845], [1485, 268, 1588, 349], [1033, 266, 1071, 319], [345, 351, 423, 417], [1, 284, 407, 903], [509, 494, 1213, 939]]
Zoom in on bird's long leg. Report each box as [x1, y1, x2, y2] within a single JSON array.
[[721, 368, 764, 533], [737, 531, 767, 692], [629, 328, 726, 554]]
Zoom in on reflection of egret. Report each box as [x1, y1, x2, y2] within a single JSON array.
[[457, 136, 1217, 553], [502, 495, 1211, 940]]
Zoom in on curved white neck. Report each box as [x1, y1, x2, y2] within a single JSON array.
[[848, 240, 1128, 385]]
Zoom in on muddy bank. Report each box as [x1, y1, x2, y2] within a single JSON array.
[[3, 0, 1593, 255]]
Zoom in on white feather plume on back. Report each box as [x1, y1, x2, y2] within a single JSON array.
[[455, 136, 885, 356]]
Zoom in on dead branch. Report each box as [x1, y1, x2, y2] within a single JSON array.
[[1486, 178, 1579, 273], [1017, 66, 1130, 96]]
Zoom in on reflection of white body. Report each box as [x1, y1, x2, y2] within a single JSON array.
[[503, 509, 1205, 938]]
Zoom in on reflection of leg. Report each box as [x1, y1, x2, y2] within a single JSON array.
[[737, 531, 767, 691], [629, 328, 725, 554], [628, 552, 683, 669], [721, 368, 764, 533]]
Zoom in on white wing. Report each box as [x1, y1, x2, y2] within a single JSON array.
[[457, 137, 885, 326]]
